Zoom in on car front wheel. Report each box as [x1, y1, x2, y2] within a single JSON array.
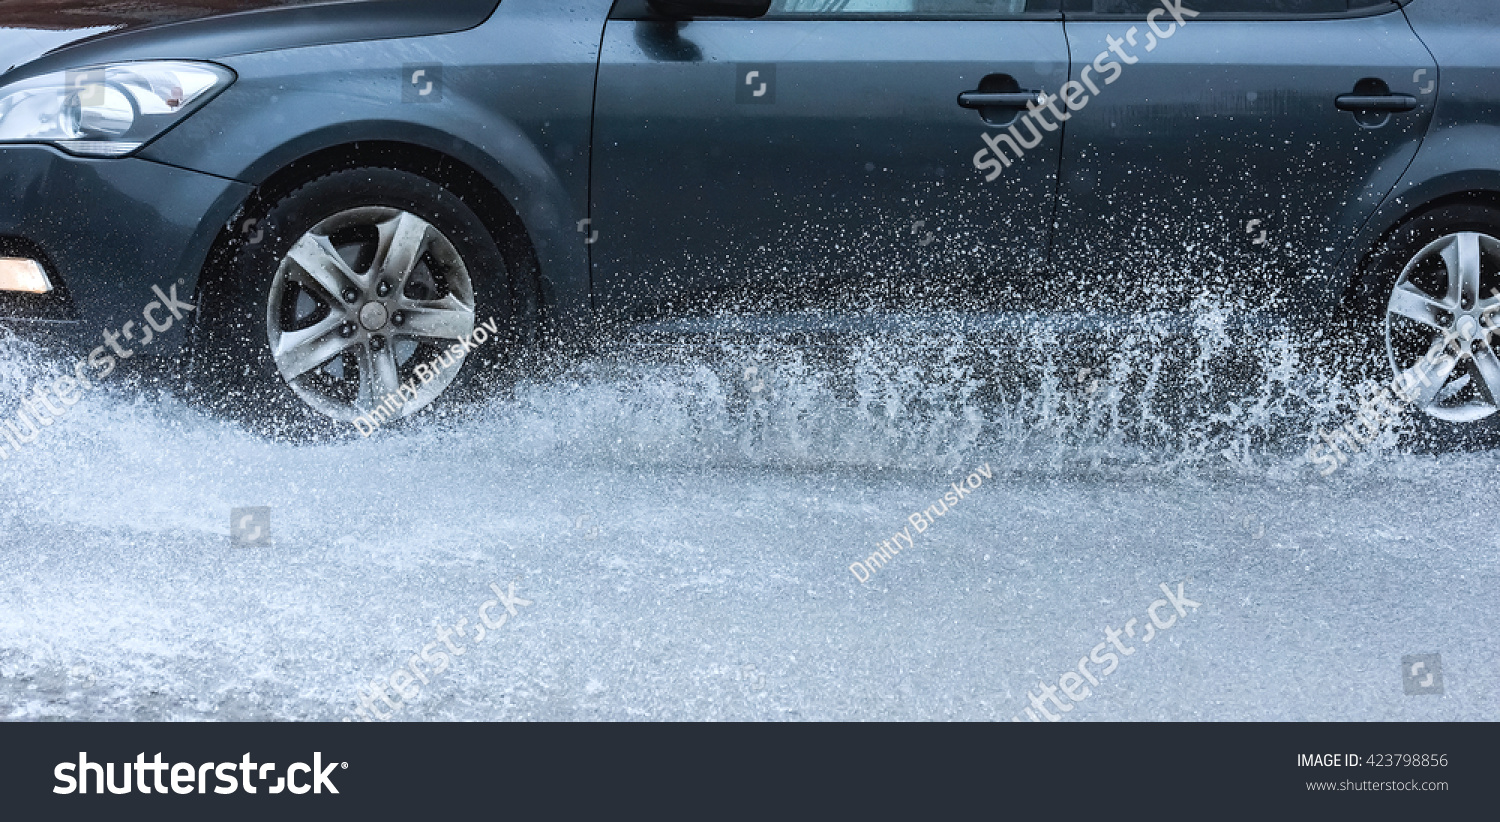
[[194, 166, 527, 434]]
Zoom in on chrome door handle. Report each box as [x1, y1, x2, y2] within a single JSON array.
[[958, 91, 1043, 109], [1335, 94, 1418, 112]]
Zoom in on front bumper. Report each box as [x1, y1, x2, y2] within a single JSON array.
[[0, 145, 251, 355]]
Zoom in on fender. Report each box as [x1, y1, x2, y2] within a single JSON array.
[[137, 4, 613, 342], [1325, 124, 1500, 313]]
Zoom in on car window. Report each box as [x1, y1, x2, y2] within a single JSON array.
[[768, 0, 1051, 15]]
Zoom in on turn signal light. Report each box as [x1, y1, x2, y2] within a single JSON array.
[[0, 258, 51, 293]]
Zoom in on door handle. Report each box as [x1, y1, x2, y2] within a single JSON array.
[[1335, 93, 1418, 112], [958, 90, 1043, 109]]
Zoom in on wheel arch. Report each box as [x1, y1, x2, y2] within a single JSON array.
[[1340, 185, 1500, 313], [189, 139, 553, 350]]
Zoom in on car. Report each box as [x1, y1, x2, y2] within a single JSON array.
[[0, 0, 1496, 439]]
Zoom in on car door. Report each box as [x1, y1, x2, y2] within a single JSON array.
[[1050, 0, 1436, 316], [591, 0, 1068, 323]]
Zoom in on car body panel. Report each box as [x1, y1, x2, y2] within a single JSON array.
[[1052, 7, 1435, 318], [1, 0, 502, 81], [0, 0, 609, 353], [139, 19, 604, 334], [0, 146, 251, 351], [1342, 0, 1500, 269], [0, 27, 115, 78], [591, 15, 1069, 321]]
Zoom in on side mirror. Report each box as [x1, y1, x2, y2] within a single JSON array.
[[647, 0, 772, 19]]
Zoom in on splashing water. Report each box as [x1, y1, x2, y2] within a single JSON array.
[[0, 294, 1460, 496]]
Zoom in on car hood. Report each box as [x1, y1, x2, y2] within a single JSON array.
[[0, 0, 500, 79]]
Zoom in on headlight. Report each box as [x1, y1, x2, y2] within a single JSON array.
[[0, 61, 233, 158]]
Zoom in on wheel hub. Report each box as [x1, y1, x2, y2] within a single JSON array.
[[358, 302, 390, 331]]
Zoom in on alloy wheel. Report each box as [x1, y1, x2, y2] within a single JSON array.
[[266, 206, 477, 423], [1384, 231, 1500, 423]]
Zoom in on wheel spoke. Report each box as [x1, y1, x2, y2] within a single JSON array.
[[1396, 339, 1461, 409], [353, 345, 403, 412], [1471, 348, 1500, 407], [375, 212, 432, 289], [354, 346, 375, 410], [397, 295, 474, 341], [272, 314, 351, 381], [1441, 232, 1482, 308], [369, 344, 403, 402], [1484, 312, 1500, 340], [287, 233, 361, 303], [1387, 282, 1446, 329]]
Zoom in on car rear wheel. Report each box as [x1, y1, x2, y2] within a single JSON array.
[[1358, 203, 1500, 446], [194, 166, 530, 435]]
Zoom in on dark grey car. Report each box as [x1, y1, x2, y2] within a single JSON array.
[[0, 0, 1496, 442]]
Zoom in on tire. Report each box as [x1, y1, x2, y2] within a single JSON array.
[[192, 166, 534, 436], [1355, 202, 1500, 449]]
